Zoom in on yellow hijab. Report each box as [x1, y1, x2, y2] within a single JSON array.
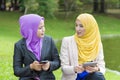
[[74, 13, 101, 64]]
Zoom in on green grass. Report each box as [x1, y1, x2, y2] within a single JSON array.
[[54, 68, 120, 80], [102, 36, 120, 71], [0, 11, 120, 79], [0, 11, 120, 39], [0, 37, 18, 80], [105, 69, 120, 80], [94, 14, 120, 34]]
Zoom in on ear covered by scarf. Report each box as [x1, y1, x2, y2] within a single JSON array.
[[74, 13, 101, 64]]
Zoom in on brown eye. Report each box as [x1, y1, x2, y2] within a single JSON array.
[[79, 24, 83, 27], [75, 23, 78, 27], [38, 27, 42, 29], [38, 26, 44, 29]]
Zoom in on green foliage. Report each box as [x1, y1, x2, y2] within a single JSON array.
[[58, 0, 82, 12], [36, 0, 58, 18], [19, 0, 25, 12], [105, 0, 120, 9], [19, 0, 58, 18], [106, 0, 119, 3], [24, 0, 39, 14]]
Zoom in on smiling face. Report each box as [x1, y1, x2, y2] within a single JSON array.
[[37, 20, 45, 38], [75, 19, 85, 37]]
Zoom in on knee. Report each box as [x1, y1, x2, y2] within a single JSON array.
[[92, 72, 105, 80]]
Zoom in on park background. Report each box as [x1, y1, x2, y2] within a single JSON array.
[[0, 0, 120, 80]]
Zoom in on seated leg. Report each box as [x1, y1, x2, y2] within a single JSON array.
[[85, 72, 105, 80]]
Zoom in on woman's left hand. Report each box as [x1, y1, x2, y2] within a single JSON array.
[[41, 61, 50, 71], [85, 66, 99, 73]]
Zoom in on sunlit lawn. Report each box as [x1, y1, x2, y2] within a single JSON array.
[[0, 11, 120, 79]]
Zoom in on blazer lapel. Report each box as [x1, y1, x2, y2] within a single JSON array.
[[27, 49, 37, 61], [40, 36, 47, 60], [22, 38, 37, 61]]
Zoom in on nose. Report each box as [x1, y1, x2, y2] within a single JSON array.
[[42, 27, 45, 32]]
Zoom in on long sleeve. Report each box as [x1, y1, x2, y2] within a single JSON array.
[[13, 36, 61, 79], [60, 37, 76, 75], [94, 43, 106, 74], [60, 36, 79, 80], [47, 38, 61, 72], [13, 44, 36, 77]]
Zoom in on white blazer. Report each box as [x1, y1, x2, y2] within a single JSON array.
[[60, 36, 105, 80]]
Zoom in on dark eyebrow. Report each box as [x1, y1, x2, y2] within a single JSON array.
[[79, 24, 83, 27], [79, 24, 83, 26]]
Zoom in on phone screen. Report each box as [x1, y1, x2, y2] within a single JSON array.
[[39, 61, 48, 64], [83, 62, 97, 67]]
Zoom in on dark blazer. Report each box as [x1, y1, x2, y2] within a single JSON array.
[[13, 35, 60, 80]]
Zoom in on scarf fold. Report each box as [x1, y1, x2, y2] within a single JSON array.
[[19, 14, 44, 61], [74, 13, 101, 64]]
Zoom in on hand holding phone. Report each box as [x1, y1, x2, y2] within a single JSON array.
[[40, 60, 50, 71], [83, 62, 97, 67], [39, 60, 48, 64]]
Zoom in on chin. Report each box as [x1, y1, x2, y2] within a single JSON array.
[[40, 35, 44, 38], [77, 35, 83, 38]]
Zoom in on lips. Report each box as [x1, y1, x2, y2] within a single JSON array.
[[41, 32, 44, 35], [77, 32, 81, 34], [41, 33, 44, 36]]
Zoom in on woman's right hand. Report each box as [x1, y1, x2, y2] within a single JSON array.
[[30, 61, 42, 71], [74, 65, 84, 73]]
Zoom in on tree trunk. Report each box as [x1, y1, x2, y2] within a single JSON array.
[[10, 0, 19, 11], [0, 0, 6, 11], [119, 0, 120, 8], [64, 0, 75, 18], [4, 0, 6, 10], [10, 0, 14, 11], [93, 0, 99, 13], [99, 0, 105, 13], [0, 0, 2, 10], [14, 0, 19, 10]]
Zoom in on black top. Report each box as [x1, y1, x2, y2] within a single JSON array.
[[13, 35, 60, 80]]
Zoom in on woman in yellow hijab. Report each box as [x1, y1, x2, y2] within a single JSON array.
[[60, 13, 105, 80]]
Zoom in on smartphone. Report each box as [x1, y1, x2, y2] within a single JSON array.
[[83, 62, 97, 67], [39, 60, 48, 64]]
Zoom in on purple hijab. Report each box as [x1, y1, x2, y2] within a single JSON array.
[[19, 14, 44, 61]]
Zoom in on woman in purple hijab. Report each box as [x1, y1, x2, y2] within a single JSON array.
[[13, 14, 60, 80]]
